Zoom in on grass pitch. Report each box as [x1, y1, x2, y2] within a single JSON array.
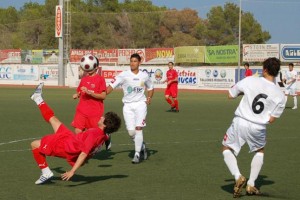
[[0, 86, 299, 200]]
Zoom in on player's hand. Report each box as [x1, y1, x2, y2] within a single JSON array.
[[61, 171, 75, 181], [80, 86, 88, 93], [73, 93, 79, 99], [145, 97, 151, 105]]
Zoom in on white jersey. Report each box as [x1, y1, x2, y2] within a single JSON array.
[[109, 70, 154, 103], [229, 76, 286, 125], [284, 69, 297, 89]]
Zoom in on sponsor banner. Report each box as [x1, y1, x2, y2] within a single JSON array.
[[69, 49, 93, 62], [205, 45, 238, 63], [174, 46, 205, 63], [31, 50, 43, 64], [243, 44, 279, 62], [177, 68, 198, 86], [102, 70, 122, 79], [198, 67, 235, 89], [43, 49, 59, 63], [280, 44, 300, 62], [118, 49, 145, 64], [0, 65, 13, 80], [55, 5, 63, 38], [144, 48, 174, 64], [12, 65, 39, 81], [93, 49, 118, 63], [0, 49, 21, 64], [39, 65, 59, 80]]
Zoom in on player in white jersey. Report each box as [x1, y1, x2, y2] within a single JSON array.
[[222, 57, 286, 198], [107, 53, 154, 164], [282, 63, 297, 109]]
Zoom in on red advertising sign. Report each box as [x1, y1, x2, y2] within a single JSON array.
[[102, 70, 122, 79], [145, 48, 174, 64], [55, 6, 63, 38], [69, 49, 93, 62], [0, 49, 21, 63], [118, 49, 145, 64]]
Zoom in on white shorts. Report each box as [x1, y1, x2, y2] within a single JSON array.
[[123, 101, 147, 130], [285, 87, 297, 96], [222, 117, 266, 156]]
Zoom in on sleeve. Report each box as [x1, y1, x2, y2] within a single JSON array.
[[95, 76, 106, 93], [76, 79, 83, 93], [270, 97, 286, 118], [229, 78, 246, 98], [144, 74, 154, 91], [109, 72, 124, 89], [174, 70, 178, 79]]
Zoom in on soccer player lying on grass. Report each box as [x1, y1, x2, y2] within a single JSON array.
[[30, 83, 121, 185]]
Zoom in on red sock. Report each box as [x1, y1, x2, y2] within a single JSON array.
[[166, 98, 173, 106], [174, 99, 179, 110], [38, 102, 54, 122], [32, 148, 48, 169]]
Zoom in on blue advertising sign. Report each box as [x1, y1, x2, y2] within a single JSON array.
[[280, 45, 300, 62]]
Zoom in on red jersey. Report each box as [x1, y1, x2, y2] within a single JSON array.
[[245, 69, 252, 77], [39, 124, 108, 166], [166, 69, 178, 88], [76, 74, 106, 117]]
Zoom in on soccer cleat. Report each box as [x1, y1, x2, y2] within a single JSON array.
[[292, 106, 297, 110], [233, 175, 246, 198], [246, 185, 262, 195], [166, 107, 176, 112], [140, 143, 148, 160], [131, 154, 140, 164], [30, 82, 44, 100], [105, 134, 112, 150], [35, 171, 54, 185]]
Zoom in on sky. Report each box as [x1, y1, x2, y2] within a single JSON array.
[[1, 0, 299, 44]]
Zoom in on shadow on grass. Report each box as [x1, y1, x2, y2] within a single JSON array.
[[48, 167, 128, 187], [221, 175, 289, 199]]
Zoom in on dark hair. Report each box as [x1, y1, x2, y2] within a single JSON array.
[[262, 57, 281, 77], [168, 62, 174, 65], [244, 62, 249, 67], [130, 53, 141, 62], [289, 63, 294, 67], [103, 112, 121, 134], [95, 56, 99, 67]]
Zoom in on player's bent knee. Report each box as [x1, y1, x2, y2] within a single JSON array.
[[128, 130, 136, 138]]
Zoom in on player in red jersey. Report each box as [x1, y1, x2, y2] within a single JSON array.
[[72, 54, 106, 134], [163, 62, 179, 112], [30, 83, 121, 185], [244, 62, 253, 77]]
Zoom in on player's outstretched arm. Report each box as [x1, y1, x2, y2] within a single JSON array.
[[106, 85, 114, 95], [61, 152, 88, 181]]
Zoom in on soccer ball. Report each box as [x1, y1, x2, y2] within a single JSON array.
[[80, 54, 98, 72]]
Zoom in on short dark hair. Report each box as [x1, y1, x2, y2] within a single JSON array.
[[168, 62, 174, 65], [130, 53, 141, 62], [103, 112, 121, 134], [244, 62, 249, 67], [289, 63, 294, 67], [262, 57, 281, 77]]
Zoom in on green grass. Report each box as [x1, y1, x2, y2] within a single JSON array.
[[0, 86, 299, 200]]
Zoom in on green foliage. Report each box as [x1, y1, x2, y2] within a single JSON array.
[[0, 1, 271, 49]]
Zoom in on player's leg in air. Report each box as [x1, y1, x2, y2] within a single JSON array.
[[30, 83, 62, 184]]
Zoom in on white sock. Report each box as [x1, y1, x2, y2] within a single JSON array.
[[41, 167, 52, 175], [223, 149, 241, 180], [293, 96, 297, 107], [134, 130, 143, 153], [33, 95, 44, 105], [247, 152, 264, 187], [285, 96, 288, 103]]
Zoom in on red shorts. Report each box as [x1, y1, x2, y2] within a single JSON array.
[[71, 111, 101, 131], [165, 85, 178, 98], [39, 124, 72, 159]]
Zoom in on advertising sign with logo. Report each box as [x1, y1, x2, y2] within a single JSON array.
[[205, 45, 238, 63], [31, 50, 43, 64], [174, 46, 205, 63], [39, 65, 58, 80], [0, 49, 21, 64], [118, 49, 145, 64], [144, 48, 174, 64], [55, 5, 63, 38], [243, 44, 279, 62], [43, 49, 59, 63], [280, 44, 300, 62], [0, 65, 13, 80], [13, 65, 39, 81], [69, 49, 93, 62], [93, 49, 118, 63], [198, 67, 235, 89], [177, 68, 198, 86]]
